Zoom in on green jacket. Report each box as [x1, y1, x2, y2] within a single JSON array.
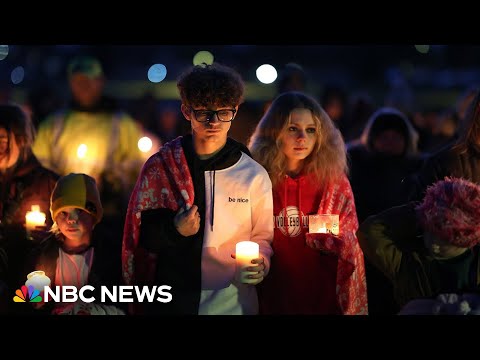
[[357, 203, 480, 307]]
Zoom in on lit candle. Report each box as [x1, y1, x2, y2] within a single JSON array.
[[309, 214, 340, 235], [24, 270, 51, 307], [25, 270, 51, 292], [25, 205, 46, 231], [235, 241, 259, 284], [77, 143, 88, 158]]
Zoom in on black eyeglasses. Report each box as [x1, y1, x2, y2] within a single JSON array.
[[190, 108, 237, 123]]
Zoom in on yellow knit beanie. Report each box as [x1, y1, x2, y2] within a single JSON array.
[[50, 173, 103, 224]]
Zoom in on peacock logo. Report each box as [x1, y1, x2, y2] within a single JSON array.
[[13, 285, 42, 303], [13, 271, 51, 303]]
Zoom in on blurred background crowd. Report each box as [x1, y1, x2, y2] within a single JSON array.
[[1, 44, 480, 155]]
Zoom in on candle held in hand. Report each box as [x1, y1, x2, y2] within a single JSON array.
[[25, 205, 46, 231], [309, 214, 339, 235], [235, 241, 259, 284]]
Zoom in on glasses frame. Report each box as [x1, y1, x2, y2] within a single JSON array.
[[190, 108, 237, 123]]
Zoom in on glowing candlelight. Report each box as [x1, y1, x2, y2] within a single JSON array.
[[25, 205, 46, 231], [309, 214, 339, 235], [77, 144, 87, 158], [235, 241, 259, 284], [138, 136, 153, 153], [25, 270, 51, 292]]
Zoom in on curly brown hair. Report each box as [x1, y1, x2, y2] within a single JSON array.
[[248, 91, 347, 188], [176, 63, 245, 109]]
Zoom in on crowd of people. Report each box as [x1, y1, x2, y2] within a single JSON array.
[[1, 55, 480, 316]]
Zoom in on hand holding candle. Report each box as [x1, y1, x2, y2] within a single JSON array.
[[235, 241, 264, 285]]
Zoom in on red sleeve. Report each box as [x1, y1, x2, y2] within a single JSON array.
[[314, 174, 368, 315]]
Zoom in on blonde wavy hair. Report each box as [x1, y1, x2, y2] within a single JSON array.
[[248, 91, 347, 187]]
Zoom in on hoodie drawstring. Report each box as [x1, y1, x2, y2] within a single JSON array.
[[210, 168, 216, 232], [299, 177, 303, 230], [284, 175, 288, 235]]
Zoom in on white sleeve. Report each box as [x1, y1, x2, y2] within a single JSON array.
[[249, 173, 274, 275]]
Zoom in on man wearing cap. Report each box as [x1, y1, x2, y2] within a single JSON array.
[[357, 177, 480, 310], [32, 56, 145, 220]]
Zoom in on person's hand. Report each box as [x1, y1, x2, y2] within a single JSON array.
[[231, 254, 265, 285], [245, 257, 265, 285], [174, 205, 200, 237], [305, 232, 338, 255]]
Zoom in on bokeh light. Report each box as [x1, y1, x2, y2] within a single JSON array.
[[138, 136, 153, 153], [11, 66, 25, 84], [0, 45, 8, 60], [148, 64, 167, 83], [415, 45, 430, 54], [193, 51, 214, 66], [256, 64, 277, 84]]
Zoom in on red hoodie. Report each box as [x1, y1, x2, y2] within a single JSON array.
[[258, 172, 368, 315]]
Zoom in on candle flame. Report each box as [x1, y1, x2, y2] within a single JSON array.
[[77, 144, 87, 158], [25, 205, 46, 231]]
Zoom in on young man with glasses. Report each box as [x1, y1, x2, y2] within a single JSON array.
[[122, 63, 274, 315]]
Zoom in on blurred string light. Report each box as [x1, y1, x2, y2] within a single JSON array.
[[0, 45, 8, 60], [147, 64, 167, 83], [138, 136, 153, 153], [414, 45, 430, 54], [256, 64, 277, 84], [11, 66, 25, 84], [193, 51, 214, 66]]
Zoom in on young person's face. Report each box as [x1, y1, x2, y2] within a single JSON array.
[[423, 231, 467, 259], [0, 127, 20, 169], [280, 108, 317, 171], [56, 207, 95, 244], [182, 104, 237, 150]]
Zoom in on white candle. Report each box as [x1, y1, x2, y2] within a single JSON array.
[[235, 241, 259, 284], [25, 270, 51, 292], [25, 205, 46, 231]]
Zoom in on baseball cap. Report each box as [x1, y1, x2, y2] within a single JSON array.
[[67, 56, 104, 79]]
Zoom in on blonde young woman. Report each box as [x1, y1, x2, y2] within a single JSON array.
[[249, 91, 368, 314]]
